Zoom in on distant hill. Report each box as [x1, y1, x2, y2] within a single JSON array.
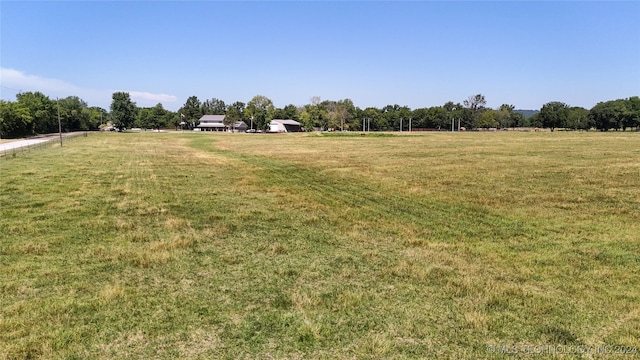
[[514, 109, 539, 118]]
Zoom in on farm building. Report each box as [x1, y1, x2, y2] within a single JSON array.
[[269, 119, 302, 133], [195, 115, 225, 131], [195, 115, 248, 132], [231, 121, 249, 132]]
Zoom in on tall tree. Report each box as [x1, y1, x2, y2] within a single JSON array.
[[567, 107, 591, 130], [150, 103, 167, 130], [511, 112, 526, 128], [224, 107, 242, 132], [228, 101, 246, 115], [246, 95, 275, 130], [323, 100, 340, 130], [464, 94, 487, 112], [16, 91, 56, 134], [589, 100, 627, 131], [58, 96, 89, 131], [0, 100, 32, 138], [362, 107, 384, 131], [626, 96, 640, 131], [180, 96, 202, 128], [495, 104, 515, 129], [443, 101, 463, 130], [422, 106, 448, 129], [86, 106, 106, 130], [539, 101, 569, 131], [201, 98, 226, 115], [273, 104, 300, 121], [463, 94, 486, 129], [110, 92, 137, 130], [382, 104, 410, 131], [475, 109, 499, 128], [306, 97, 329, 130], [135, 108, 153, 129]]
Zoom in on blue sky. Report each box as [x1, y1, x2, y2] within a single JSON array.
[[1, 1, 639, 112]]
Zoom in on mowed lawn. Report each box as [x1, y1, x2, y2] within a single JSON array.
[[1, 131, 638, 359]]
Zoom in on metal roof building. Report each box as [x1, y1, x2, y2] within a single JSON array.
[[269, 119, 302, 133]]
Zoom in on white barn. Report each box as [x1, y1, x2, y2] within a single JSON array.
[[269, 119, 302, 133]]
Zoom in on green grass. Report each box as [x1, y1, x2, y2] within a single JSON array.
[[1, 131, 639, 359]]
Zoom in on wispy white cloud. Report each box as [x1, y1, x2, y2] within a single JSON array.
[[1, 67, 80, 94], [0, 67, 178, 110], [129, 91, 177, 104]]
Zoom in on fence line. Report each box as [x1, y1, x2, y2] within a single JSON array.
[[0, 132, 87, 161]]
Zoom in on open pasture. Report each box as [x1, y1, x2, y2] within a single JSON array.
[[1, 131, 639, 359]]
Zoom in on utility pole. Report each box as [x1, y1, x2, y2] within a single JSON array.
[[409, 117, 412, 132], [57, 98, 63, 146]]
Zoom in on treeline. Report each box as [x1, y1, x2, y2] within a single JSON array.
[[1, 91, 639, 138], [0, 93, 106, 138]]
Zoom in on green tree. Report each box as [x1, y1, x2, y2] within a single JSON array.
[[86, 107, 106, 130], [463, 94, 486, 129], [425, 106, 448, 129], [16, 91, 56, 134], [589, 99, 634, 131], [529, 112, 542, 128], [273, 104, 300, 121], [150, 103, 167, 130], [224, 107, 242, 132], [228, 101, 246, 115], [381, 104, 411, 131], [511, 112, 526, 128], [180, 96, 202, 128], [475, 109, 499, 128], [361, 107, 384, 131], [110, 92, 137, 130], [201, 98, 226, 115], [135, 108, 153, 129], [302, 97, 329, 130], [495, 104, 515, 129], [381, 104, 399, 131], [165, 111, 180, 130], [246, 95, 275, 131], [443, 101, 464, 130], [626, 96, 640, 130], [58, 96, 90, 131], [539, 101, 569, 131], [567, 107, 591, 130], [298, 107, 313, 131], [0, 100, 32, 138], [324, 100, 341, 131]]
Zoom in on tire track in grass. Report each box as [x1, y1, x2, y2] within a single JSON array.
[[194, 137, 542, 247], [187, 137, 640, 355]]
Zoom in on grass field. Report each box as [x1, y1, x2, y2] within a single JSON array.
[[1, 131, 639, 359]]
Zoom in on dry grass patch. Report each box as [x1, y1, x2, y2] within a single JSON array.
[[99, 283, 125, 302], [1, 132, 639, 359], [165, 217, 191, 230]]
